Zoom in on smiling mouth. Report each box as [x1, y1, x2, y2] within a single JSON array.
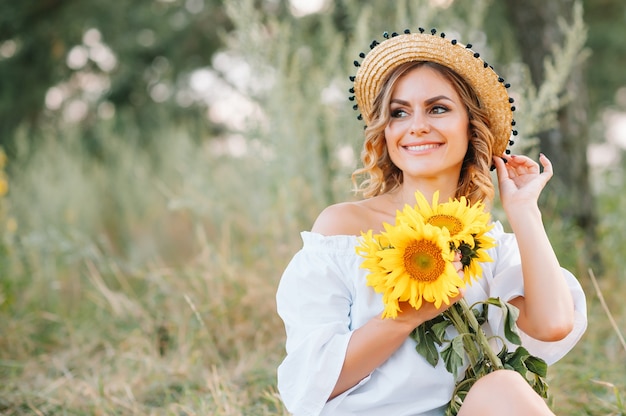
[[404, 143, 441, 152]]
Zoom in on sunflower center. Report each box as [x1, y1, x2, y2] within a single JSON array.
[[403, 239, 446, 282], [427, 214, 463, 235]]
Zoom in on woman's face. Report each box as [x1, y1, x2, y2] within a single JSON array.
[[384, 65, 470, 184]]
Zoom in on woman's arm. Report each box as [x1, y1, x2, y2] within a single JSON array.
[[494, 154, 575, 342], [328, 300, 458, 400]]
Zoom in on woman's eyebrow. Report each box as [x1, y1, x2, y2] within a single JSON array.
[[390, 95, 454, 106], [425, 95, 453, 105]]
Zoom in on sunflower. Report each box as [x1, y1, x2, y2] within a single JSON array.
[[397, 191, 489, 245], [357, 229, 390, 276], [357, 220, 464, 319], [397, 191, 496, 284], [457, 234, 496, 283]]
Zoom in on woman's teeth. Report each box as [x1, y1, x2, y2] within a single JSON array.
[[405, 144, 440, 151]]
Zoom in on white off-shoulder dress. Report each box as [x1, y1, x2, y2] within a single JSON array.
[[276, 222, 587, 416]]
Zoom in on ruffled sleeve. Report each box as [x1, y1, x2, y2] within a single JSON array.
[[483, 222, 588, 364], [276, 232, 362, 416]]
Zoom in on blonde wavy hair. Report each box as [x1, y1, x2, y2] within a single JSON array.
[[351, 61, 496, 205]]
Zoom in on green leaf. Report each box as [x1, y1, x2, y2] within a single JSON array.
[[499, 346, 550, 399], [431, 320, 451, 344], [501, 346, 529, 376], [476, 298, 500, 323], [447, 375, 476, 415], [531, 373, 550, 398], [483, 297, 504, 308], [524, 355, 548, 377], [445, 397, 463, 416], [412, 324, 441, 367], [481, 297, 522, 345], [442, 336, 466, 377], [503, 302, 522, 345], [496, 343, 509, 361]]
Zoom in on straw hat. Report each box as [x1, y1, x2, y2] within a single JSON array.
[[350, 28, 516, 157]]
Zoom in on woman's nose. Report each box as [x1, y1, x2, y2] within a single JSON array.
[[409, 112, 430, 135]]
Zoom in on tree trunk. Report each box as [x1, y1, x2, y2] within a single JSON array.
[[504, 0, 599, 269]]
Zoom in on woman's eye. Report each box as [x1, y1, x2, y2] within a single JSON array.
[[391, 109, 408, 118], [431, 105, 448, 115]]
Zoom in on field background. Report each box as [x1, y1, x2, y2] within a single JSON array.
[[1, 0, 625, 415]]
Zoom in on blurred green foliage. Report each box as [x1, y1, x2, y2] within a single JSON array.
[[583, 0, 626, 115], [1, 0, 624, 155], [0, 0, 231, 156]]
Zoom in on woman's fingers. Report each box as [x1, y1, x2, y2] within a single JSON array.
[[538, 153, 554, 179], [494, 153, 553, 180], [493, 155, 510, 180], [506, 155, 539, 175]]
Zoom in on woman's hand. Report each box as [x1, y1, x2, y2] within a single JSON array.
[[493, 153, 553, 215]]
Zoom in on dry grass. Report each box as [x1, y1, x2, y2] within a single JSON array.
[[0, 237, 290, 415], [2, 196, 625, 415], [0, 132, 294, 415], [549, 271, 626, 415]]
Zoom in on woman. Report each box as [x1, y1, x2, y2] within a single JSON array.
[[276, 29, 587, 415]]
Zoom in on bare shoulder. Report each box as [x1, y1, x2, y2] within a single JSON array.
[[311, 201, 371, 236], [312, 197, 394, 236]]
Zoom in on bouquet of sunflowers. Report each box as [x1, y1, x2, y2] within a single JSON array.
[[356, 191, 548, 415]]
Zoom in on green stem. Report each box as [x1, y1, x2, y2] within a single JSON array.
[[445, 303, 481, 371], [443, 299, 508, 415], [457, 298, 503, 371]]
